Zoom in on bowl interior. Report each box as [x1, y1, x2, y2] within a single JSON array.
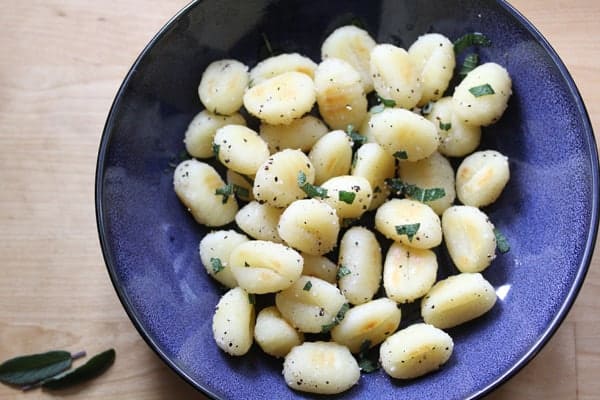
[[96, 0, 599, 399]]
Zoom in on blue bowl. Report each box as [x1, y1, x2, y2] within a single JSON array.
[[95, 0, 599, 398]]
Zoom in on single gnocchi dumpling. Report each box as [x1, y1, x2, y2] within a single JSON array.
[[337, 227, 382, 305], [254, 306, 303, 358], [452, 62, 512, 126], [370, 44, 422, 109], [425, 97, 481, 157], [408, 33, 456, 106], [249, 53, 317, 86], [421, 272, 497, 329], [213, 125, 270, 175], [184, 110, 246, 159], [375, 198, 442, 249], [259, 115, 328, 153], [351, 142, 395, 210], [275, 276, 347, 333], [301, 253, 338, 284], [442, 206, 497, 273], [379, 323, 453, 379], [368, 107, 439, 162], [244, 71, 316, 125], [383, 242, 438, 303], [199, 230, 249, 288], [198, 59, 249, 115], [456, 150, 510, 207], [321, 175, 373, 220], [173, 159, 238, 227], [398, 151, 456, 215], [314, 58, 368, 130], [229, 240, 303, 294], [331, 298, 401, 353], [253, 149, 315, 208], [283, 341, 360, 394], [308, 130, 354, 185], [278, 199, 340, 256], [321, 25, 377, 92], [235, 201, 284, 243], [212, 287, 255, 356]]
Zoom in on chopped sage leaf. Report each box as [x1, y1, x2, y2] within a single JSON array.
[[453, 32, 492, 54], [215, 184, 233, 204], [494, 228, 510, 253], [393, 150, 408, 160], [212, 142, 220, 157], [371, 95, 396, 113], [232, 184, 250, 199], [337, 265, 351, 280], [338, 190, 356, 204], [261, 32, 274, 56], [359, 340, 372, 354], [346, 124, 367, 146], [439, 121, 452, 131], [320, 303, 350, 333], [379, 96, 397, 107], [248, 293, 256, 305], [297, 171, 329, 199], [41, 349, 115, 391], [395, 223, 421, 242], [303, 281, 313, 291], [459, 53, 479, 78], [386, 178, 446, 202], [210, 258, 225, 274], [469, 83, 495, 97], [359, 358, 379, 373]]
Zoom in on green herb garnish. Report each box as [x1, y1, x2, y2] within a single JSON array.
[[303, 281, 313, 291], [297, 171, 329, 199], [320, 303, 350, 333], [371, 95, 397, 113], [395, 223, 421, 242], [393, 150, 408, 160], [345, 125, 367, 146], [210, 257, 225, 274], [338, 190, 356, 204], [469, 83, 495, 97], [248, 293, 256, 305], [0, 351, 80, 387], [386, 179, 446, 202], [41, 349, 115, 391], [453, 32, 492, 54], [215, 184, 249, 203], [459, 53, 479, 78], [357, 340, 379, 373], [337, 265, 351, 280], [494, 228, 510, 253], [212, 142, 220, 157], [439, 121, 452, 131]]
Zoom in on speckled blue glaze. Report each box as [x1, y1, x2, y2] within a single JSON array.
[[95, 1, 599, 399]]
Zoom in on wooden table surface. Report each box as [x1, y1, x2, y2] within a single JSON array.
[[0, 0, 598, 398]]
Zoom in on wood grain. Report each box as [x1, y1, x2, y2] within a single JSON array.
[[0, 0, 598, 399]]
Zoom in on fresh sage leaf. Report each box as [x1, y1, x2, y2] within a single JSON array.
[[459, 53, 479, 78], [320, 303, 350, 333], [453, 32, 491, 54], [41, 349, 115, 390], [469, 83, 495, 97], [395, 223, 420, 242], [337, 265, 351, 280], [338, 190, 356, 204], [303, 281, 312, 291], [393, 150, 408, 160], [494, 228, 510, 253], [439, 121, 452, 131], [0, 351, 75, 386], [210, 257, 225, 274], [297, 171, 329, 199]]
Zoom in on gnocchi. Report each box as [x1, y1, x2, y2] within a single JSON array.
[[421, 272, 497, 329], [184, 110, 246, 158], [283, 341, 360, 394], [379, 323, 453, 379], [337, 227, 382, 305], [173, 159, 238, 227], [442, 206, 497, 273], [198, 59, 248, 116], [199, 230, 248, 288], [229, 240, 303, 294], [254, 306, 303, 358], [244, 71, 316, 125], [275, 276, 347, 333], [456, 150, 510, 207], [212, 287, 255, 356], [314, 58, 368, 130], [277, 199, 340, 256], [177, 25, 515, 393]]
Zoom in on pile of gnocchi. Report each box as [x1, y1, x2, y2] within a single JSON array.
[[173, 25, 512, 395]]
